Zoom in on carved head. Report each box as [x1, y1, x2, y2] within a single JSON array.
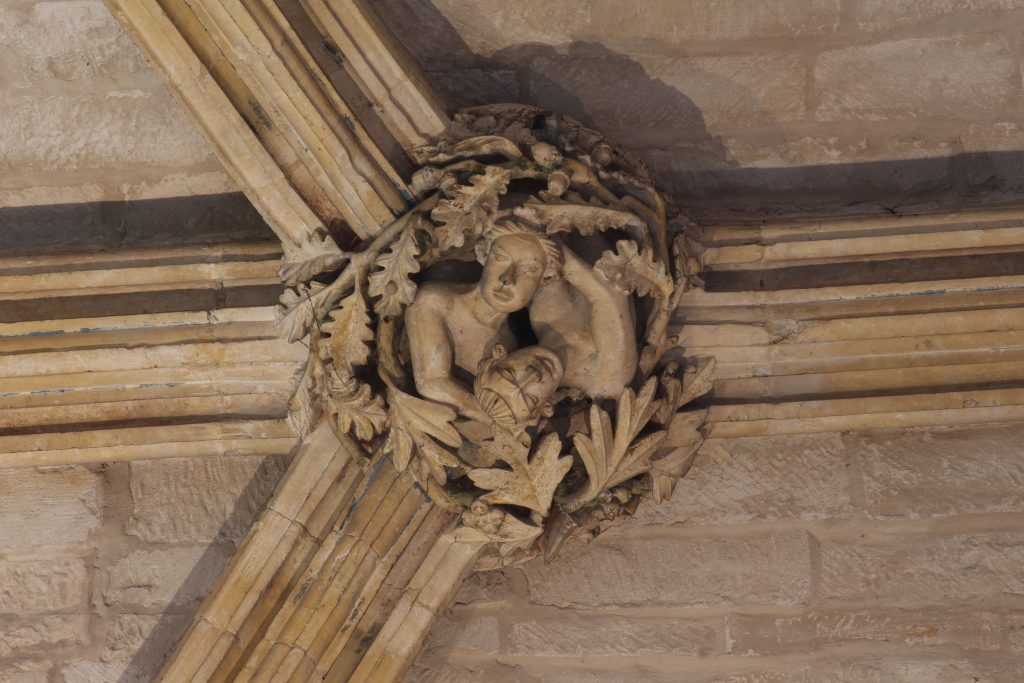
[[474, 344, 563, 428], [475, 221, 563, 313]]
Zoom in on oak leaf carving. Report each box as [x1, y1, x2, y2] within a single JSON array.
[[514, 201, 645, 237], [367, 227, 421, 319], [429, 166, 511, 251], [563, 379, 666, 510], [383, 389, 463, 484], [469, 433, 571, 516], [411, 135, 522, 165], [595, 240, 674, 300], [279, 251, 349, 286], [276, 281, 325, 343], [325, 372, 388, 442], [650, 409, 706, 504], [319, 290, 373, 372]]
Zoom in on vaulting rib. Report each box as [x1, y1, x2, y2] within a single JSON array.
[[100, 1, 458, 680]]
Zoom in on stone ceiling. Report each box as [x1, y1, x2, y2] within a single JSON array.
[[376, 0, 1024, 219]]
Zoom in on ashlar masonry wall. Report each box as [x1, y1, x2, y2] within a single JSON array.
[[0, 454, 288, 682], [378, 0, 1024, 219], [409, 423, 1024, 682]]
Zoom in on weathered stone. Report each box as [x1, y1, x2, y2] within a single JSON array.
[[425, 612, 501, 654], [0, 615, 89, 659], [0, 0, 152, 88], [104, 613, 189, 660], [0, 467, 102, 550], [415, 0, 841, 54], [636, 53, 806, 129], [814, 37, 1016, 122], [105, 546, 232, 611], [0, 91, 213, 172], [855, 0, 1024, 31], [1007, 613, 1024, 653], [60, 660, 124, 683], [819, 533, 1024, 603], [522, 532, 812, 608], [62, 614, 190, 683], [706, 658, 1024, 683], [0, 558, 88, 614], [0, 665, 51, 683], [725, 609, 1003, 655], [633, 434, 852, 526], [507, 614, 720, 657], [127, 454, 289, 545], [852, 425, 1024, 518]]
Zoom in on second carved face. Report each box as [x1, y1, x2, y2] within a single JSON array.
[[476, 345, 563, 427], [480, 234, 548, 313]]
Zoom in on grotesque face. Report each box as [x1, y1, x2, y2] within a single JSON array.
[[476, 345, 564, 427], [480, 234, 547, 313]]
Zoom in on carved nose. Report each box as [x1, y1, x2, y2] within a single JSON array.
[[499, 267, 515, 286]]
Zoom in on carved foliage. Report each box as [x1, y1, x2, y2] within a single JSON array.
[[280, 104, 713, 570]]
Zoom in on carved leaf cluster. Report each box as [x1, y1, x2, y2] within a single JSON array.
[[469, 433, 571, 516], [276, 281, 325, 343], [650, 409, 706, 504], [368, 227, 421, 319], [429, 166, 511, 251], [319, 290, 373, 372], [325, 370, 387, 442], [412, 135, 522, 165], [565, 379, 666, 510], [384, 389, 462, 484], [514, 202, 644, 237], [596, 240, 674, 300]]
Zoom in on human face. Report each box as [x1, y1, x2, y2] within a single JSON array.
[[477, 346, 563, 426], [480, 234, 547, 313]]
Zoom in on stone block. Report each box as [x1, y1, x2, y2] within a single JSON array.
[[0, 665, 51, 683], [1008, 613, 1024, 652], [0, 615, 90, 659], [127, 454, 289, 545], [60, 614, 190, 683], [0, 466, 102, 550], [589, 0, 842, 44], [426, 68, 520, 109], [522, 531, 812, 608], [814, 37, 1016, 122], [705, 658, 1024, 683], [0, 90, 213, 172], [424, 611, 501, 654], [725, 609, 1003, 655], [105, 545, 232, 611], [819, 532, 1024, 603], [0, 558, 88, 614], [635, 53, 806, 129], [0, 0, 152, 88], [633, 434, 852, 526], [506, 613, 720, 657], [851, 425, 1024, 518], [60, 661, 124, 683], [854, 0, 1024, 31], [519, 48, 805, 139]]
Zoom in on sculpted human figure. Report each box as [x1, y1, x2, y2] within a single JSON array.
[[474, 344, 564, 429], [406, 222, 562, 421], [529, 244, 637, 399]]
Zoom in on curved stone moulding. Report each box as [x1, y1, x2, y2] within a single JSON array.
[[279, 104, 714, 574]]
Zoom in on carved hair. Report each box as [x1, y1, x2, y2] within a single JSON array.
[[474, 220, 563, 282]]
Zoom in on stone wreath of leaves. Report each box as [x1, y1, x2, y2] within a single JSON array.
[[276, 105, 714, 569]]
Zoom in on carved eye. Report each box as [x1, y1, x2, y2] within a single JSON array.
[[524, 393, 539, 409], [493, 252, 510, 262]]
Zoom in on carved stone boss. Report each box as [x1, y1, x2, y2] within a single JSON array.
[[279, 105, 713, 570]]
